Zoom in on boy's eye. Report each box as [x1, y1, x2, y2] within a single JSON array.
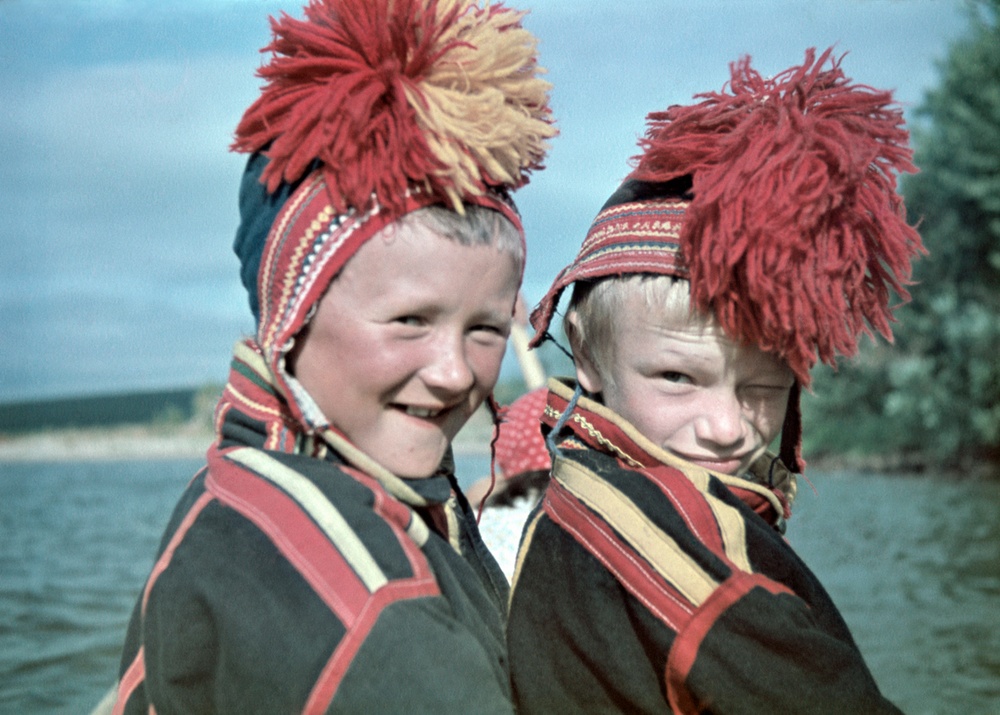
[[747, 383, 792, 395], [471, 322, 509, 338], [394, 315, 426, 327], [662, 371, 692, 384]]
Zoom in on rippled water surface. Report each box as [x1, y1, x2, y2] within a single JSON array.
[[789, 471, 1000, 712], [1, 460, 997, 713]]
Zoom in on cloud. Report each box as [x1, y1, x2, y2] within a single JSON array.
[[0, 0, 970, 401]]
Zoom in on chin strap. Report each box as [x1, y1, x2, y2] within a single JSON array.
[[475, 393, 504, 524], [778, 382, 804, 474], [545, 382, 585, 459]]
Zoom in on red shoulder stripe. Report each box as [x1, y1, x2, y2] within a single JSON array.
[[206, 459, 371, 626], [665, 573, 794, 713], [543, 479, 695, 631], [644, 464, 726, 556], [141, 492, 215, 615]]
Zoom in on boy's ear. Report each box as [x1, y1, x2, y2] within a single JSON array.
[[565, 311, 604, 394]]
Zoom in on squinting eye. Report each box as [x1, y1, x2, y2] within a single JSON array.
[[395, 315, 425, 327], [662, 371, 691, 384]]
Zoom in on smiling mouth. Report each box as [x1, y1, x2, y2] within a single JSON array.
[[677, 453, 751, 474], [404, 406, 444, 419]]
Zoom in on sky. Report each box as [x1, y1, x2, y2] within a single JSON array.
[[0, 0, 972, 402]]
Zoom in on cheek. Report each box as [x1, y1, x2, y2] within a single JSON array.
[[603, 379, 668, 435], [754, 394, 791, 442], [467, 341, 507, 385]]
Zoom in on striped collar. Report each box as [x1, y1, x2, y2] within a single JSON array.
[[541, 378, 796, 532]]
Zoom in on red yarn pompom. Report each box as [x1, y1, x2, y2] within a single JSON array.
[[233, 0, 555, 215], [631, 48, 925, 385]]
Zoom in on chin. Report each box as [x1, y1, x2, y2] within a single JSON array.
[[385, 448, 450, 480]]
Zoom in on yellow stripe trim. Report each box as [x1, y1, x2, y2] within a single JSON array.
[[682, 469, 753, 573], [510, 508, 544, 597], [554, 456, 718, 606], [546, 378, 773, 574]]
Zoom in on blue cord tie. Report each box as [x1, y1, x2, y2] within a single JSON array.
[[546, 383, 584, 457]]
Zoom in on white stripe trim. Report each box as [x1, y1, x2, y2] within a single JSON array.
[[227, 447, 388, 592]]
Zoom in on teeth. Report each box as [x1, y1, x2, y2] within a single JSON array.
[[405, 406, 441, 418]]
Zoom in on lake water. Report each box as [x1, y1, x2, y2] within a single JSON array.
[[1, 458, 998, 714]]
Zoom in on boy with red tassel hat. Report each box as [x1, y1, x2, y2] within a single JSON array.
[[113, 0, 554, 712], [507, 48, 921, 713]]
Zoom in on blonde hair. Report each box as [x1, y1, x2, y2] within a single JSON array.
[[566, 274, 712, 385], [398, 204, 524, 266]]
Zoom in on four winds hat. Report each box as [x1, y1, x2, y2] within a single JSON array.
[[229, 0, 556, 431], [530, 47, 925, 473]]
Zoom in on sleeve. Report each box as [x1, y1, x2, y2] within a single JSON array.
[[508, 513, 675, 714], [509, 513, 903, 715], [670, 574, 904, 714]]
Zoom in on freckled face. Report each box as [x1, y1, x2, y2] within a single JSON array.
[[576, 292, 794, 476], [289, 221, 521, 478]]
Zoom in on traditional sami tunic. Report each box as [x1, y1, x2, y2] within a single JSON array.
[[115, 341, 513, 714], [507, 379, 901, 714]]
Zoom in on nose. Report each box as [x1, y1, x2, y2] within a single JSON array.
[[694, 388, 748, 449], [422, 334, 475, 395]]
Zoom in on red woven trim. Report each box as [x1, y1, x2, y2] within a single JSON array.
[[256, 178, 434, 428], [222, 350, 286, 420], [540, 385, 670, 472], [665, 572, 794, 714], [529, 197, 688, 347]]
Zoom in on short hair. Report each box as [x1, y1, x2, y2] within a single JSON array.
[[399, 203, 524, 266], [566, 274, 711, 384]]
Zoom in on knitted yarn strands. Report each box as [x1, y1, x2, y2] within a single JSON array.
[[232, 0, 556, 216], [630, 47, 925, 387]]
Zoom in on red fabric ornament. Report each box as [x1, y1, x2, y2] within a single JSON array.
[[232, 0, 555, 216], [495, 387, 551, 479], [630, 47, 925, 386]]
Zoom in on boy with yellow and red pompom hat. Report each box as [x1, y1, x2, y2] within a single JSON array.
[[112, 0, 554, 713], [507, 48, 922, 714]]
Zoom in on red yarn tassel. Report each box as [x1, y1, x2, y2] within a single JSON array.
[[631, 48, 926, 385]]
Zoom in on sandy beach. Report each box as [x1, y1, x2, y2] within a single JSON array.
[[0, 425, 216, 463], [0, 405, 498, 464]]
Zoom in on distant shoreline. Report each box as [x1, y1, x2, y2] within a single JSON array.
[[0, 425, 215, 462], [4, 422, 974, 479], [0, 422, 493, 463]]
